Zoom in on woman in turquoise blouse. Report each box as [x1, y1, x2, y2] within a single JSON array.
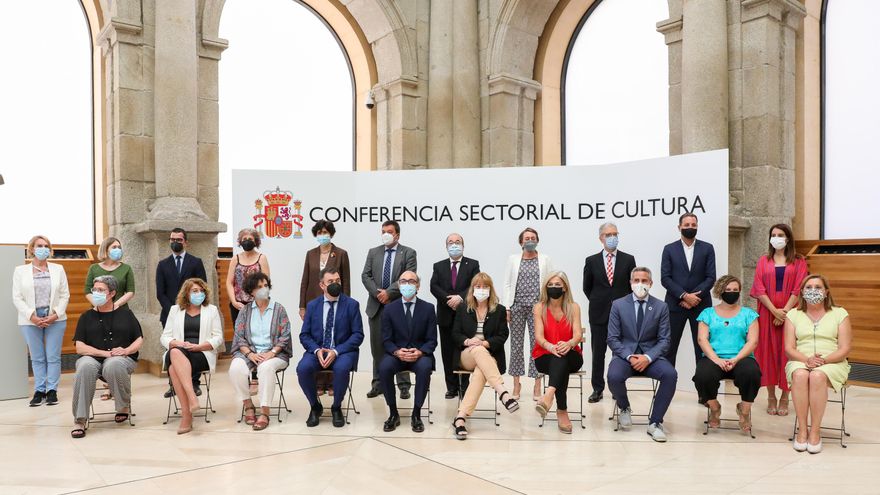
[[693, 275, 761, 433]]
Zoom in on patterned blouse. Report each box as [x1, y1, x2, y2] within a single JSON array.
[[232, 254, 263, 304], [33, 268, 52, 309], [513, 257, 540, 306]]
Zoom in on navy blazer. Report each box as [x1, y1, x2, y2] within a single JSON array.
[[381, 297, 438, 366], [156, 253, 208, 324], [300, 293, 364, 360], [660, 239, 716, 313], [607, 294, 670, 363]]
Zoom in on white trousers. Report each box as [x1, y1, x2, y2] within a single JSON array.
[[229, 357, 288, 407]]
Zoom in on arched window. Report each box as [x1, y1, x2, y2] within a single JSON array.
[[564, 0, 669, 166], [822, 0, 880, 239], [0, 1, 94, 244], [219, 0, 354, 246]]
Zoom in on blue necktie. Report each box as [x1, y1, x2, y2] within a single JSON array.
[[381, 248, 394, 289], [323, 301, 336, 348], [636, 300, 645, 355]]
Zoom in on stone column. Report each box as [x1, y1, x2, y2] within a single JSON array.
[[657, 15, 683, 156], [375, 76, 427, 169], [484, 74, 541, 167]]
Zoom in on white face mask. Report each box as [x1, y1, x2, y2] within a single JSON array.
[[381, 232, 395, 246], [770, 237, 787, 250], [473, 288, 490, 302], [254, 287, 270, 301], [631, 283, 650, 299]]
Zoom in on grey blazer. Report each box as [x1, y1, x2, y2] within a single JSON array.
[[606, 294, 670, 363], [361, 243, 418, 318]]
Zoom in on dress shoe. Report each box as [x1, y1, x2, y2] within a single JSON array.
[[306, 404, 323, 427], [163, 387, 174, 399], [588, 391, 603, 403], [807, 440, 823, 454], [366, 387, 383, 398], [399, 388, 411, 400], [445, 390, 458, 400], [792, 436, 808, 452], [411, 414, 425, 433], [331, 407, 345, 427], [194, 385, 202, 397], [383, 413, 401, 432]]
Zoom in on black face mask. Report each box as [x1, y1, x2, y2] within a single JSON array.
[[326, 283, 342, 297], [681, 228, 698, 240], [547, 287, 564, 300], [170, 241, 184, 253], [721, 291, 740, 304], [240, 240, 256, 252]]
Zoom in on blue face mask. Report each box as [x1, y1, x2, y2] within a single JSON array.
[[400, 283, 417, 299], [447, 244, 463, 258], [604, 235, 619, 250], [91, 291, 108, 306], [316, 234, 332, 246], [109, 247, 123, 261], [34, 247, 50, 260], [189, 291, 206, 306]]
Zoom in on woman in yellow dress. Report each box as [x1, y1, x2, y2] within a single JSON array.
[[785, 274, 851, 454]]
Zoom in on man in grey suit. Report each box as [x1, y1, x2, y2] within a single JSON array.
[[362, 220, 418, 398], [606, 266, 678, 442]]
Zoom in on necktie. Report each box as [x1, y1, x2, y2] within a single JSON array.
[[175, 255, 182, 275], [606, 252, 614, 285], [405, 302, 413, 327], [451, 260, 459, 289], [636, 300, 645, 354], [381, 248, 394, 289], [323, 301, 336, 348]]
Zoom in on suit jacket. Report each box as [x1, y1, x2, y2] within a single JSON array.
[[299, 293, 364, 361], [660, 239, 716, 313], [12, 262, 70, 325], [160, 304, 225, 372], [361, 243, 417, 318], [450, 304, 508, 374], [156, 253, 208, 324], [299, 244, 351, 310], [607, 294, 670, 363], [582, 250, 636, 325], [502, 253, 553, 308], [381, 297, 438, 367], [429, 256, 481, 328]]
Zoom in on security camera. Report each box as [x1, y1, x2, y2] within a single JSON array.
[[365, 91, 375, 110]]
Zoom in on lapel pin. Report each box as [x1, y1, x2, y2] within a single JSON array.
[[648, 306, 653, 311]]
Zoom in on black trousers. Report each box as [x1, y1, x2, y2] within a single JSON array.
[[668, 308, 703, 366], [589, 323, 608, 392], [535, 352, 584, 410], [439, 322, 468, 393], [693, 356, 762, 403]]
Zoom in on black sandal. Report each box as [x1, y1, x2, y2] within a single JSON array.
[[500, 391, 520, 413], [114, 413, 129, 423], [71, 426, 86, 439], [452, 416, 468, 440]]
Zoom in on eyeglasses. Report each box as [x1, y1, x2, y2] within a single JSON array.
[[399, 279, 418, 285]]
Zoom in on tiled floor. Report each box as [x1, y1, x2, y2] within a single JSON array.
[[1, 371, 878, 494]]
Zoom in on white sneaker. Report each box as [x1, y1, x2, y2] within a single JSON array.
[[647, 422, 668, 442], [618, 407, 633, 428]]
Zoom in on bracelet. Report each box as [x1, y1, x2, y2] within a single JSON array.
[[244, 350, 252, 357]]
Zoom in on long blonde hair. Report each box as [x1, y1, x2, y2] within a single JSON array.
[[539, 271, 576, 325], [465, 272, 499, 314]]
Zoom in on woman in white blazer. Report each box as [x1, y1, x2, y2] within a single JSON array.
[[160, 277, 224, 434], [503, 228, 553, 400], [12, 235, 70, 407]]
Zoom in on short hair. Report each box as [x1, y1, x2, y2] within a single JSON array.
[[311, 220, 337, 237], [319, 267, 340, 280], [518, 227, 539, 244], [242, 271, 271, 295], [382, 220, 400, 234], [237, 228, 262, 247], [445, 233, 464, 245], [171, 227, 188, 240], [97, 237, 122, 262], [177, 278, 210, 308], [399, 271, 420, 283], [630, 266, 653, 281], [26, 235, 52, 257], [678, 213, 698, 225], [598, 222, 618, 235], [93, 275, 118, 294], [712, 275, 742, 298]]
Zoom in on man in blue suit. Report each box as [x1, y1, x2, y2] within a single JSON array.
[[297, 268, 364, 428], [660, 212, 716, 366], [607, 267, 678, 442], [379, 271, 437, 433]]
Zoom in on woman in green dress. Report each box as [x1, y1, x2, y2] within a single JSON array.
[[785, 274, 852, 454], [85, 237, 135, 310]]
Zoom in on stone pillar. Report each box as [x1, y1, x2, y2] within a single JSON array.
[[375, 77, 426, 169], [484, 74, 541, 167], [657, 15, 683, 156]]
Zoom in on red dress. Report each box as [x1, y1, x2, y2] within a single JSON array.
[[749, 255, 808, 391], [532, 307, 583, 360]]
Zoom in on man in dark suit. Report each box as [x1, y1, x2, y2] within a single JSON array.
[[155, 227, 208, 397], [582, 222, 637, 403], [379, 271, 437, 433], [660, 213, 716, 366], [429, 233, 480, 399], [296, 268, 364, 428], [361, 220, 418, 399], [606, 267, 677, 442]]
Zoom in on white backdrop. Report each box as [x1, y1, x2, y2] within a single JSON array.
[[232, 150, 729, 391]]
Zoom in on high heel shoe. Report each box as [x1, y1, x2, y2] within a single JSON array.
[[499, 391, 519, 413], [512, 382, 521, 401], [792, 437, 807, 452], [807, 440, 823, 454]]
